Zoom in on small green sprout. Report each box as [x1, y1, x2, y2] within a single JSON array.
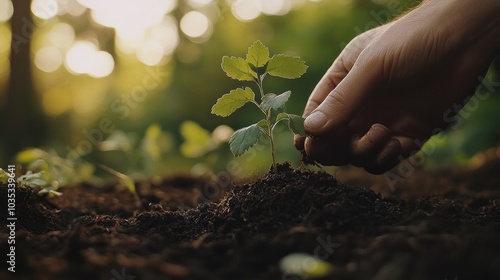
[[17, 171, 62, 196], [211, 41, 308, 172], [98, 164, 136, 194], [98, 164, 141, 207], [0, 167, 62, 197], [11, 148, 95, 196]]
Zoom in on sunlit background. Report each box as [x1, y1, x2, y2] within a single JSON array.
[[0, 0, 499, 182]]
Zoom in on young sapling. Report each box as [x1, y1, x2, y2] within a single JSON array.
[[0, 167, 61, 196], [211, 41, 308, 172]]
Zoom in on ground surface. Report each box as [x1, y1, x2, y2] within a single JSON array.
[[1, 154, 500, 280]]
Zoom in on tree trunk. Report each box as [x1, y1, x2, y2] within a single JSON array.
[[1, 0, 47, 161]]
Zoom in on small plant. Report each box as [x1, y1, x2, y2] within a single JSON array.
[[9, 148, 95, 196], [211, 41, 308, 172], [0, 167, 60, 196]]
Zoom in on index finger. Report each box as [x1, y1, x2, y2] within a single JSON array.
[[303, 25, 388, 118]]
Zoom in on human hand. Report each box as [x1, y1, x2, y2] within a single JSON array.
[[295, 0, 500, 174]]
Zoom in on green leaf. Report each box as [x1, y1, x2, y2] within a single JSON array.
[[276, 112, 289, 122], [261, 91, 291, 111], [221, 56, 256, 81], [257, 119, 268, 128], [212, 87, 255, 117], [141, 124, 163, 160], [180, 121, 213, 158], [274, 113, 306, 136], [17, 171, 48, 188], [99, 131, 135, 152], [249, 63, 259, 74], [16, 148, 48, 164], [288, 114, 306, 136], [267, 54, 308, 79], [229, 124, 262, 157], [246, 40, 269, 68], [75, 162, 95, 182]]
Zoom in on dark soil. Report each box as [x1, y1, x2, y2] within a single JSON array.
[[1, 157, 500, 280]]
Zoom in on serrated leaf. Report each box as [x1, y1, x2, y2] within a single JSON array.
[[267, 54, 308, 79], [288, 114, 306, 136], [212, 87, 255, 117], [246, 40, 269, 68], [221, 56, 256, 81], [229, 124, 262, 157], [261, 91, 291, 111]]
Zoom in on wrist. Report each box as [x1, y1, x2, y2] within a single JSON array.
[[411, 0, 500, 58], [446, 0, 500, 57]]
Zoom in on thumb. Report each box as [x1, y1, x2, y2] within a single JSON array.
[[304, 58, 382, 136]]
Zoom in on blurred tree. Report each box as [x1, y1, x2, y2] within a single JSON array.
[[1, 0, 47, 160]]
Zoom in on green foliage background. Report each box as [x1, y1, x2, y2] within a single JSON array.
[[0, 0, 499, 179]]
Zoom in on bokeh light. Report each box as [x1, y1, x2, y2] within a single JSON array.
[[89, 51, 114, 78], [31, 0, 59, 20], [212, 125, 233, 143], [65, 41, 114, 77], [180, 11, 212, 39], [77, 0, 178, 66], [116, 15, 179, 66], [260, 0, 292, 16], [137, 41, 164, 66], [49, 23, 75, 49], [151, 17, 179, 55], [115, 33, 143, 55], [0, 0, 13, 22], [230, 0, 296, 21], [187, 0, 214, 8], [65, 41, 97, 74], [231, 0, 261, 22], [79, 0, 177, 36], [35, 46, 63, 73], [60, 0, 87, 17]]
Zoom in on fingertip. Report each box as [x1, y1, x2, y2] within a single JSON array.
[[304, 111, 328, 134], [294, 134, 306, 151], [352, 123, 392, 157], [304, 135, 351, 166], [364, 138, 401, 174], [393, 136, 419, 158]]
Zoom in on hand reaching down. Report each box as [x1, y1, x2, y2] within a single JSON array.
[[295, 0, 500, 174]]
